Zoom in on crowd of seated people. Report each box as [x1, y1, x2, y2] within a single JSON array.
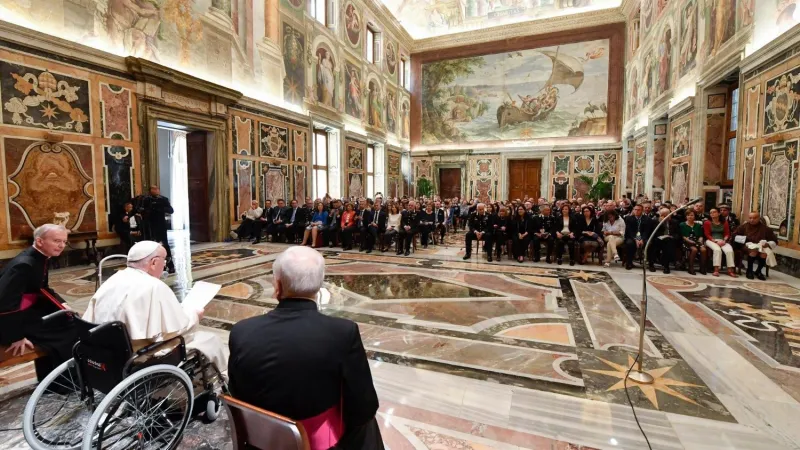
[[227, 193, 777, 278]]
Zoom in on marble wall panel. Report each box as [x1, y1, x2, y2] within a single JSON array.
[[103, 146, 133, 232], [292, 130, 307, 162], [233, 116, 254, 155], [741, 147, 756, 216], [763, 66, 800, 136], [259, 123, 289, 159], [759, 141, 798, 240], [670, 162, 689, 205], [744, 84, 760, 141], [653, 137, 666, 188], [261, 163, 289, 202], [5, 138, 96, 240], [99, 83, 132, 141], [233, 159, 256, 218], [294, 165, 307, 202], [704, 113, 725, 185], [0, 60, 91, 135], [672, 118, 691, 158]]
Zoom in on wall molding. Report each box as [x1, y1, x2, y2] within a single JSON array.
[[741, 23, 800, 76]]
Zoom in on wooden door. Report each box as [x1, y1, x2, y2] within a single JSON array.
[[439, 168, 461, 199], [186, 131, 210, 242], [508, 159, 541, 201]]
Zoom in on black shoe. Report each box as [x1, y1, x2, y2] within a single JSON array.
[[534, 258, 540, 263], [569, 260, 575, 266], [625, 264, 633, 270], [664, 268, 670, 274], [756, 272, 767, 281], [700, 270, 707, 275], [648, 265, 656, 272], [546, 257, 552, 264], [423, 245, 428, 249], [746, 271, 755, 279], [463, 254, 471, 260], [329, 244, 334, 248], [404, 250, 410, 256], [487, 255, 493, 262], [557, 259, 563, 265], [396, 250, 403, 255], [366, 249, 372, 254]]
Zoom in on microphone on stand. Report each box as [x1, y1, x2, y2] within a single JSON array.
[[628, 195, 702, 384]]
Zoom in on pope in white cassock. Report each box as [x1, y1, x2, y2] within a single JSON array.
[[83, 241, 229, 374]]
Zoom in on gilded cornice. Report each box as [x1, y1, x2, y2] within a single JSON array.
[[411, 9, 625, 53]]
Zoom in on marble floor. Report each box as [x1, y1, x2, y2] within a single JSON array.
[[2, 234, 800, 449]]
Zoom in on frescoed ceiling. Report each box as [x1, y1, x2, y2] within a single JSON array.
[[379, 0, 622, 40]]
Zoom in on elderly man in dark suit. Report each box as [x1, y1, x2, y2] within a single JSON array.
[[0, 224, 82, 379], [623, 204, 654, 270], [229, 246, 383, 450]]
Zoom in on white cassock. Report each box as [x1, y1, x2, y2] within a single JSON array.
[[83, 267, 229, 374]]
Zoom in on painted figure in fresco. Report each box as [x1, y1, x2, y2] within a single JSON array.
[[316, 49, 336, 108], [680, 1, 697, 74], [401, 102, 410, 139], [387, 92, 397, 133], [658, 29, 672, 94], [709, 0, 734, 56], [106, 0, 162, 60], [347, 68, 362, 117], [369, 82, 383, 128], [349, 173, 364, 198]]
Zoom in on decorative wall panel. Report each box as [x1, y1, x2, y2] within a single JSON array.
[[103, 146, 134, 232], [670, 162, 689, 205], [260, 123, 289, 159], [5, 138, 96, 241], [653, 137, 666, 189], [759, 141, 798, 240], [99, 83, 132, 141], [233, 159, 257, 218], [261, 163, 289, 203], [345, 140, 367, 199], [741, 147, 756, 216], [763, 67, 800, 136], [550, 150, 620, 201], [704, 113, 725, 185], [468, 155, 500, 203], [233, 116, 255, 155], [0, 61, 91, 134]]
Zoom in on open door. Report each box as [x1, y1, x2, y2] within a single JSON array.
[[186, 131, 210, 242]]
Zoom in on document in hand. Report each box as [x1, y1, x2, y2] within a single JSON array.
[[182, 281, 221, 312]]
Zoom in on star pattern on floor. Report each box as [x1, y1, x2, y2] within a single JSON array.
[[585, 355, 702, 409], [567, 270, 602, 281]]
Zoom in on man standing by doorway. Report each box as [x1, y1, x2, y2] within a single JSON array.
[[141, 185, 175, 273]]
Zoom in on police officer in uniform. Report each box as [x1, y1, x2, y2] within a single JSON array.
[[397, 200, 420, 256], [531, 205, 556, 263], [464, 203, 493, 261]]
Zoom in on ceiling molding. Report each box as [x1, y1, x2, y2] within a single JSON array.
[[620, 0, 639, 18], [361, 0, 415, 51], [410, 9, 625, 53]]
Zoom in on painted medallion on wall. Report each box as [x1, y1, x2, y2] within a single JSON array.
[[764, 67, 800, 135], [5, 139, 96, 240], [679, 0, 698, 78], [420, 38, 610, 145], [641, 0, 653, 35], [315, 45, 339, 110], [0, 61, 91, 134], [706, 0, 736, 57], [386, 88, 398, 134], [385, 41, 397, 76], [368, 79, 384, 129], [260, 123, 289, 159], [283, 23, 306, 106], [344, 2, 362, 48], [672, 120, 691, 158], [345, 61, 363, 119]]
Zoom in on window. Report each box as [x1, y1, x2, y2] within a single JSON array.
[[367, 145, 375, 198], [400, 57, 410, 90], [313, 130, 329, 199], [366, 27, 379, 63], [724, 86, 739, 182], [312, 0, 332, 26]]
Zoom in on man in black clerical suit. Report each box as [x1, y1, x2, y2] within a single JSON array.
[[138, 185, 175, 273], [229, 247, 383, 450], [0, 224, 83, 379], [464, 203, 493, 261], [363, 198, 385, 253], [623, 204, 654, 270], [397, 200, 419, 256]]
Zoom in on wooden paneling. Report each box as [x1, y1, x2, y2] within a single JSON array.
[[508, 159, 541, 200], [410, 23, 626, 148], [187, 131, 210, 242], [439, 168, 461, 199]]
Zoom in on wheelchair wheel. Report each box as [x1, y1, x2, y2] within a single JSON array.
[[81, 365, 193, 450], [24, 359, 103, 450]]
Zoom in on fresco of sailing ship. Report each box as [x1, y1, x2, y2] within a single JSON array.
[[420, 39, 609, 145]]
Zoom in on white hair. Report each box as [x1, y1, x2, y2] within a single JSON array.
[[273, 246, 325, 299], [34, 224, 67, 240], [477, 203, 485, 208]]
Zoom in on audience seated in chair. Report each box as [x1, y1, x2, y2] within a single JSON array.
[[623, 204, 654, 270], [228, 246, 383, 450], [601, 210, 625, 267], [734, 212, 778, 280], [463, 203, 492, 261], [679, 210, 708, 275], [704, 207, 737, 278], [301, 201, 328, 247], [382, 205, 402, 252], [397, 201, 420, 256], [232, 201, 263, 242], [531, 205, 555, 263], [553, 204, 578, 266], [576, 206, 603, 265], [648, 207, 679, 274]]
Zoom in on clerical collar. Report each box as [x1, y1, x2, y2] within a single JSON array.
[[32, 245, 50, 259], [276, 298, 318, 310]]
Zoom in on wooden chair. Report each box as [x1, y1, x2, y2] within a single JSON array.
[[223, 395, 310, 450], [0, 345, 47, 370]]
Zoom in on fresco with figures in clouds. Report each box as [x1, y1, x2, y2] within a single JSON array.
[[379, 0, 620, 39], [421, 39, 610, 145]]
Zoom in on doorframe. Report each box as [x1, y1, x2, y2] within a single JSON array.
[[501, 153, 549, 200], [433, 162, 467, 199], [140, 102, 229, 242]]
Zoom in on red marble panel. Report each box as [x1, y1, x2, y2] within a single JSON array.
[[653, 137, 666, 188], [100, 83, 132, 140], [704, 113, 725, 184]]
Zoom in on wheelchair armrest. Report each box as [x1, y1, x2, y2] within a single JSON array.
[[41, 309, 74, 324], [136, 335, 186, 357]]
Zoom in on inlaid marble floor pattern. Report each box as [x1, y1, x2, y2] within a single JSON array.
[[2, 240, 800, 449]]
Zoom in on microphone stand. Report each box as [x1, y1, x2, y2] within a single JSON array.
[[629, 199, 698, 384]]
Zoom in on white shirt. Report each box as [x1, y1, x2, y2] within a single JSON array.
[[561, 217, 570, 234], [387, 213, 402, 229], [245, 207, 263, 221]]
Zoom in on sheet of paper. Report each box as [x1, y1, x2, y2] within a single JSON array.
[[182, 281, 221, 312]]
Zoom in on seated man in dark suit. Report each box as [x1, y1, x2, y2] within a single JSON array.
[[229, 246, 383, 450], [270, 199, 288, 243], [623, 204, 654, 270], [280, 200, 303, 243]]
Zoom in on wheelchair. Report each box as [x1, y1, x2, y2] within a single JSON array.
[[22, 257, 228, 450]]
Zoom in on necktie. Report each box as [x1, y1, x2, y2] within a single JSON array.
[[291, 208, 296, 222], [373, 211, 378, 224]]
